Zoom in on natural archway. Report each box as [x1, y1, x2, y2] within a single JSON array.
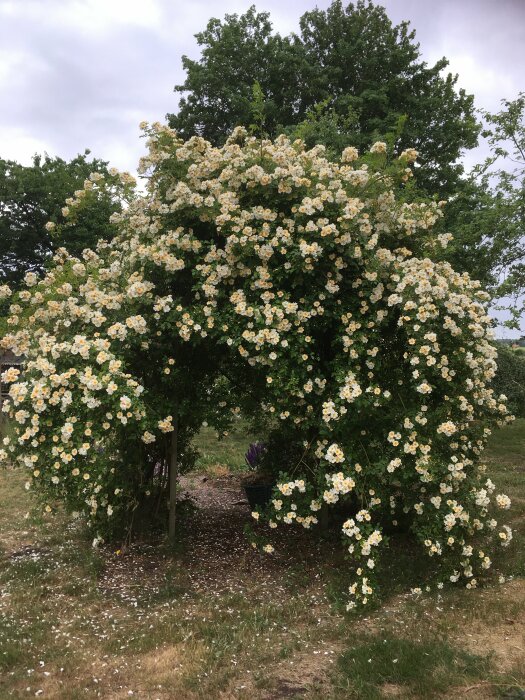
[[1, 126, 513, 607]]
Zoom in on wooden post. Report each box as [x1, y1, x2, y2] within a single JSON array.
[[168, 411, 179, 543]]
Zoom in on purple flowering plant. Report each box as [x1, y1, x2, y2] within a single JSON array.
[[245, 441, 266, 470]]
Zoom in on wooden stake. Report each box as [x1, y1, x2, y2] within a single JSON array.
[[168, 411, 179, 543]]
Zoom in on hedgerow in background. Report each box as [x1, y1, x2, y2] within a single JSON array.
[[0, 125, 514, 608], [492, 344, 525, 418]]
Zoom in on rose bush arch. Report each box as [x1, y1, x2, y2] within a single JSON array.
[[0, 124, 514, 608]]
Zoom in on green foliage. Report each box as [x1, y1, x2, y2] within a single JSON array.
[[249, 81, 267, 139], [168, 0, 479, 197], [170, 6, 303, 143], [481, 93, 525, 326], [0, 151, 120, 288], [285, 99, 362, 159], [440, 93, 525, 322], [437, 178, 507, 290], [258, 424, 307, 481], [493, 344, 525, 418]]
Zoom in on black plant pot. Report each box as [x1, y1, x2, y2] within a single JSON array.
[[243, 484, 273, 510]]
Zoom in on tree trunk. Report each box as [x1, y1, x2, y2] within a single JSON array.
[[168, 411, 179, 544]]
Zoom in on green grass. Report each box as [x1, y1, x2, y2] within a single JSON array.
[[486, 418, 525, 469], [192, 422, 256, 473], [335, 634, 489, 699]]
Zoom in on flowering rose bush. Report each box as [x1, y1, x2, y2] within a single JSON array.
[[0, 124, 514, 606]]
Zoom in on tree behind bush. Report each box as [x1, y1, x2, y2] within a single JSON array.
[[168, 0, 479, 197], [0, 152, 121, 288]]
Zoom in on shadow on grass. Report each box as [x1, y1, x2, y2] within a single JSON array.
[[335, 633, 490, 699]]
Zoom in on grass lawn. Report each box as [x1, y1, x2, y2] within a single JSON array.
[[0, 421, 523, 699], [193, 423, 255, 474]]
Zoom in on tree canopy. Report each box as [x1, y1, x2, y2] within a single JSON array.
[[440, 93, 525, 327], [0, 151, 122, 288], [168, 0, 479, 196]]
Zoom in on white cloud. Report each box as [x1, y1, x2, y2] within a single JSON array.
[[60, 0, 163, 34], [426, 49, 519, 114], [0, 49, 25, 87], [0, 0, 164, 33], [0, 127, 50, 164]]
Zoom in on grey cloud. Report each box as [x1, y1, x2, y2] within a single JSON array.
[[0, 0, 523, 172]]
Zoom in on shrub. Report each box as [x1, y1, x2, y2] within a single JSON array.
[[0, 126, 514, 606]]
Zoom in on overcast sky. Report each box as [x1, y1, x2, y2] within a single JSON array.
[[0, 0, 524, 334]]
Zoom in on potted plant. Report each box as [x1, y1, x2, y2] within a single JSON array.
[[241, 442, 274, 509]]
